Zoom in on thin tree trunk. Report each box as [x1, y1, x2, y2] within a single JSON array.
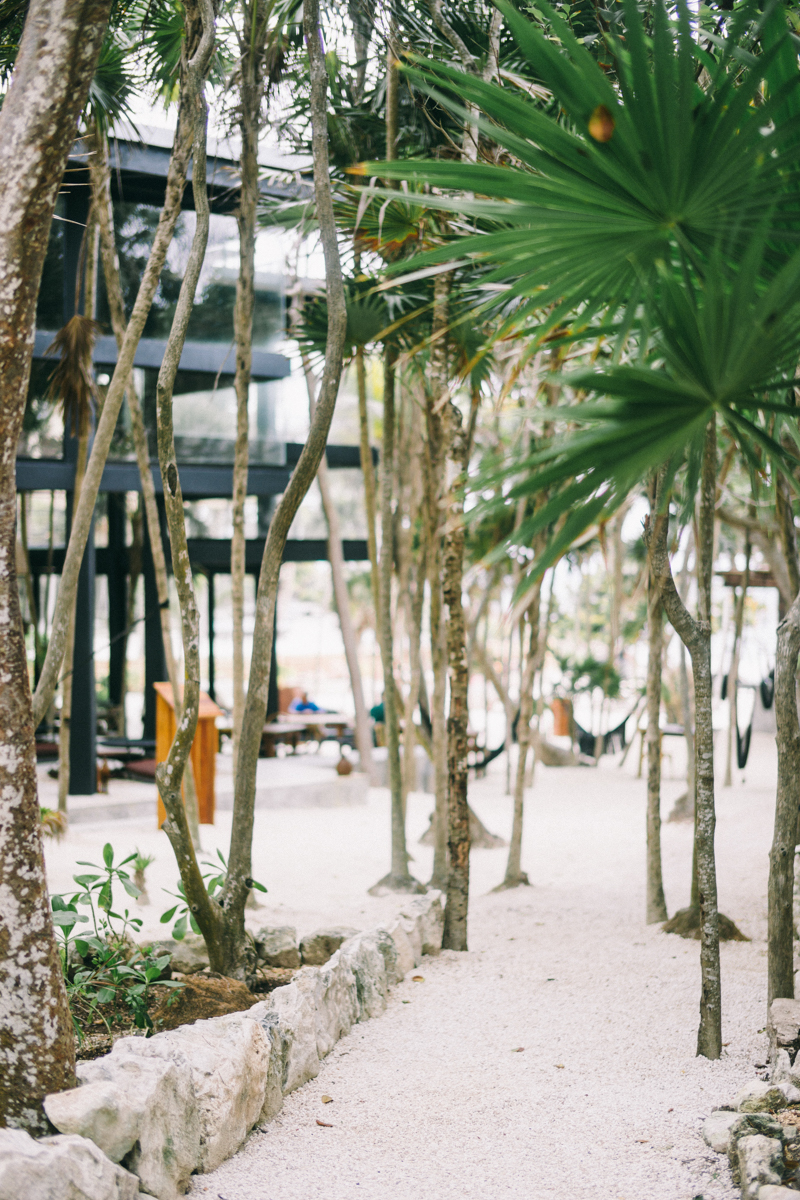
[[89, 125, 200, 844], [370, 347, 421, 892], [32, 97, 195, 727], [402, 551, 426, 808], [57, 431, 88, 811], [222, 0, 349, 972], [231, 0, 269, 772], [769, 471, 800, 1005], [496, 592, 541, 890], [441, 394, 471, 949], [423, 270, 453, 888], [648, 421, 722, 1060], [0, 0, 111, 1133], [646, 557, 668, 922], [302, 358, 373, 778], [356, 345, 380, 602], [152, 0, 220, 952]]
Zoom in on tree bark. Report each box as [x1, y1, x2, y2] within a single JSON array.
[[32, 97, 195, 727], [223, 0, 349, 971], [89, 119, 201, 845], [500, 602, 540, 889], [645, 558, 668, 922], [769, 511, 800, 1006], [648, 422, 721, 1060], [370, 347, 421, 892], [231, 0, 270, 771], [152, 0, 222, 959], [0, 0, 111, 1133], [302, 359, 373, 778], [441, 393, 471, 948]]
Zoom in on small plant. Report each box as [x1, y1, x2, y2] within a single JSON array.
[[160, 849, 266, 941], [40, 806, 68, 840], [51, 842, 182, 1039], [132, 848, 155, 906]]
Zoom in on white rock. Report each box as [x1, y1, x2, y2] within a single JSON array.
[[243, 1006, 286, 1122], [339, 931, 390, 1020], [309, 952, 359, 1058], [734, 1081, 789, 1113], [759, 1187, 800, 1199], [260, 971, 321, 1094], [124, 1011, 272, 1173], [387, 917, 417, 976], [737, 1135, 784, 1200], [0, 1129, 139, 1200], [254, 925, 301, 968], [44, 1081, 141, 1164], [47, 1044, 199, 1200], [778, 1080, 800, 1104], [772, 1049, 794, 1084], [399, 890, 444, 956], [703, 1110, 741, 1154], [299, 927, 359, 966]]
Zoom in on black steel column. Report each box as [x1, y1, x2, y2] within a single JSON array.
[[107, 494, 128, 731], [207, 572, 215, 703], [142, 502, 168, 742], [63, 186, 97, 794]]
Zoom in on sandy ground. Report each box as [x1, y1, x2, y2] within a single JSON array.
[[42, 734, 778, 1199]]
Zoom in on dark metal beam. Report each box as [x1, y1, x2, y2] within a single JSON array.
[[27, 538, 370, 575], [68, 136, 307, 216], [32, 330, 290, 382], [17, 443, 369, 497]]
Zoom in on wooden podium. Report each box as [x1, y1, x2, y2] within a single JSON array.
[[154, 682, 222, 826]]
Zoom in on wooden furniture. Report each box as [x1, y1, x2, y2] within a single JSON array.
[[154, 682, 222, 826], [259, 722, 308, 757]]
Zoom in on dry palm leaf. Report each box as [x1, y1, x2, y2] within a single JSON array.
[[45, 314, 101, 439]]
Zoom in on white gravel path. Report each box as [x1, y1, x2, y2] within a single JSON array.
[[42, 735, 777, 1198], [174, 735, 779, 1200]]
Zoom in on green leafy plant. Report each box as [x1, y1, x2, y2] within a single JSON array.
[[160, 849, 267, 941], [50, 842, 181, 1038]]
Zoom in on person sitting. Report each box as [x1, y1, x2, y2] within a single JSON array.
[[289, 691, 323, 713]]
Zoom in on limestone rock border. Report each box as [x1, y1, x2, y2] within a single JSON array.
[[0, 891, 444, 1200], [702, 999, 800, 1200]]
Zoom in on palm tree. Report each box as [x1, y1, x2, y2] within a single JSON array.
[[367, 0, 800, 1055]]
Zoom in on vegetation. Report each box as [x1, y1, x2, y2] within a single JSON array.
[[5, 0, 800, 1133]]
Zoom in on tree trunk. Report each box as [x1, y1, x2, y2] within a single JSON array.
[[302, 358, 373, 779], [231, 0, 269, 772], [89, 124, 201, 845], [441, 394, 471, 948], [769, 534, 800, 1006], [57, 431, 88, 811], [496, 592, 541, 890], [32, 97, 195, 727], [645, 560, 668, 922], [369, 347, 421, 893], [648, 422, 722, 1060], [151, 0, 223, 961], [0, 0, 111, 1133], [356, 346, 380, 614], [222, 0, 349, 972]]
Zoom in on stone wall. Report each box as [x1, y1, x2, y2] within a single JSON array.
[[0, 891, 444, 1200]]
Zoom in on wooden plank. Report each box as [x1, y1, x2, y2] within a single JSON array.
[[154, 683, 219, 827]]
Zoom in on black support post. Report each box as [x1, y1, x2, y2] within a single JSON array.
[[63, 186, 97, 795], [142, 504, 168, 742], [207, 571, 215, 703], [107, 494, 128, 732]]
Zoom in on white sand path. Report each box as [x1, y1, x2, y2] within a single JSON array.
[[162, 735, 780, 1200]]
